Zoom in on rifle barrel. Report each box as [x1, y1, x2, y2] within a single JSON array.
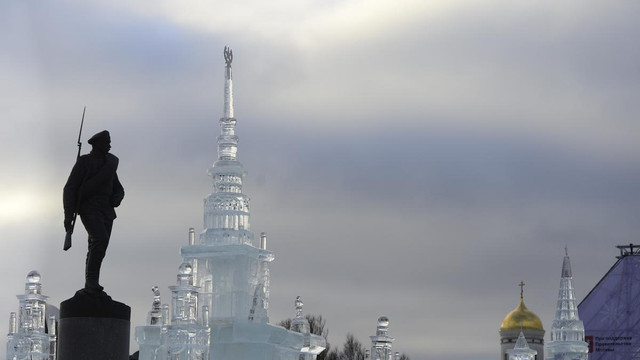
[[76, 106, 86, 159]]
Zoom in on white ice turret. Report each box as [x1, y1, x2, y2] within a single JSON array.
[[170, 263, 199, 325], [507, 331, 537, 360], [6, 271, 57, 360], [545, 247, 588, 360], [370, 316, 395, 360], [163, 263, 210, 360]]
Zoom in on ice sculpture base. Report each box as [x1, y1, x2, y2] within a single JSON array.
[[58, 290, 131, 360]]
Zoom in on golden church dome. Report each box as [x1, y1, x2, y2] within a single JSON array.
[[500, 298, 544, 331]]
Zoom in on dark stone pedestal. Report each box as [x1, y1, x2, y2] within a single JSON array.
[[58, 290, 131, 360]]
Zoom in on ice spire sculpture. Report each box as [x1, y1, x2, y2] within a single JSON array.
[[182, 46, 274, 325], [545, 247, 588, 360], [507, 330, 537, 360], [135, 45, 327, 360], [6, 271, 57, 360], [370, 316, 395, 360]]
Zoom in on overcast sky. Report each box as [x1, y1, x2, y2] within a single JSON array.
[[2, 1, 640, 359]]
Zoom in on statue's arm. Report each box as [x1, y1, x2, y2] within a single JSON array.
[[111, 173, 124, 208], [63, 159, 87, 216]]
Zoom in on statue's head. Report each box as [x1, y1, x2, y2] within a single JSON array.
[[88, 130, 111, 153]]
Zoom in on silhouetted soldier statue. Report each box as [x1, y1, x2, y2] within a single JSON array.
[[63, 130, 124, 293]]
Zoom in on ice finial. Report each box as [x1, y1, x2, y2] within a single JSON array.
[[295, 296, 304, 318], [376, 316, 390, 336], [562, 247, 572, 278], [377, 316, 389, 329], [26, 270, 41, 283], [223, 46, 234, 119], [177, 262, 193, 286], [224, 46, 233, 67], [25, 270, 43, 295]]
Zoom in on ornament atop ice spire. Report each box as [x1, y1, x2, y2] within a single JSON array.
[[223, 46, 233, 119], [215, 46, 239, 162]]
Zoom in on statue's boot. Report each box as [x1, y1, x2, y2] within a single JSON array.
[[85, 253, 104, 293]]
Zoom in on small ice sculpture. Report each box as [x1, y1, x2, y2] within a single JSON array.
[[148, 286, 163, 326], [164, 263, 210, 360], [291, 296, 310, 334], [290, 296, 312, 360], [295, 296, 303, 318], [171, 263, 198, 325], [6, 271, 57, 360], [136, 286, 166, 360], [369, 316, 395, 360], [506, 331, 537, 360]]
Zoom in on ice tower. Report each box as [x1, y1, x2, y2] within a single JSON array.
[[136, 46, 325, 360], [181, 46, 274, 325], [6, 271, 57, 360], [370, 316, 395, 360], [545, 248, 588, 360]]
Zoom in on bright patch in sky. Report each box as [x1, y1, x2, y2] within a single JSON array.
[[0, 190, 56, 225]]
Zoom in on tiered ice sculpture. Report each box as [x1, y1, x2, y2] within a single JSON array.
[[6, 271, 57, 360], [369, 316, 395, 360], [163, 263, 210, 360], [545, 248, 588, 360], [506, 331, 537, 360], [135, 47, 325, 359]]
